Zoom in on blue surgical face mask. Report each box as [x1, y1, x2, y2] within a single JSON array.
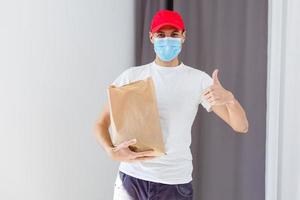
[[154, 37, 182, 62]]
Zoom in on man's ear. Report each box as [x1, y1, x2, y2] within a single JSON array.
[[182, 30, 186, 43], [149, 32, 154, 44]]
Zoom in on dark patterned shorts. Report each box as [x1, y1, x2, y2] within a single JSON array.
[[119, 171, 193, 200]]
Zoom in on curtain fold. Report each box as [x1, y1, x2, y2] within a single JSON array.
[[171, 1, 267, 200], [266, 0, 300, 199], [134, 1, 170, 65]]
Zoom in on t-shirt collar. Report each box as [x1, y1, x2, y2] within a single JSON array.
[[151, 60, 184, 71]]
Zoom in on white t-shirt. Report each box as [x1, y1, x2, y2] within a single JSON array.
[[109, 61, 213, 184]]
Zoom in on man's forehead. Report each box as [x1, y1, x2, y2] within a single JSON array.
[[155, 26, 181, 33]]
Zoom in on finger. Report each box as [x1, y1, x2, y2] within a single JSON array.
[[203, 91, 213, 98], [207, 95, 216, 102], [204, 92, 219, 100], [124, 159, 135, 163], [202, 90, 210, 96], [203, 93, 215, 102], [208, 97, 220, 103], [122, 139, 137, 148], [112, 138, 137, 151], [133, 156, 157, 161], [201, 88, 213, 97], [210, 100, 218, 106], [124, 156, 154, 163], [205, 95, 213, 102], [212, 69, 221, 85], [134, 149, 155, 157]]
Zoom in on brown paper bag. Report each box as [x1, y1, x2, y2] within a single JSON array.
[[107, 77, 166, 156]]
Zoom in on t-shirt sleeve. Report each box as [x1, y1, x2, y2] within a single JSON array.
[[199, 71, 214, 112], [110, 67, 132, 87]]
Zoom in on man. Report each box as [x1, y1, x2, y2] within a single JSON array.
[[93, 10, 249, 200]]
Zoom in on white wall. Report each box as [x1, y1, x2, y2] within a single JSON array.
[[0, 0, 135, 199], [266, 0, 300, 199]]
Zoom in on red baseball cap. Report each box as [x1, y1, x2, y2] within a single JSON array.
[[150, 10, 185, 33]]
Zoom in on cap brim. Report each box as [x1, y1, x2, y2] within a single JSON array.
[[151, 23, 183, 33]]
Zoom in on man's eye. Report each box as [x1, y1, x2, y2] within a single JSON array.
[[171, 33, 180, 37], [157, 34, 165, 38]]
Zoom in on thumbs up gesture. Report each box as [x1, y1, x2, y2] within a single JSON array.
[[201, 69, 235, 106]]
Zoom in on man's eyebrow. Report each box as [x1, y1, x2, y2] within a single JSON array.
[[156, 30, 180, 33]]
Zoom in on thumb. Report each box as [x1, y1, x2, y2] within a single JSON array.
[[212, 69, 221, 85]]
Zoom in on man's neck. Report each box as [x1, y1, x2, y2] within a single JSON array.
[[154, 57, 181, 67]]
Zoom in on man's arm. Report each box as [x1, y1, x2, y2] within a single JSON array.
[[211, 96, 249, 133], [93, 103, 115, 153], [93, 103, 157, 162], [201, 69, 249, 134]]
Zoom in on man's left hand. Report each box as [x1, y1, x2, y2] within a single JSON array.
[[201, 69, 235, 106]]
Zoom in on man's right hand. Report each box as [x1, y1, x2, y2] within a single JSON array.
[[107, 139, 157, 163]]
